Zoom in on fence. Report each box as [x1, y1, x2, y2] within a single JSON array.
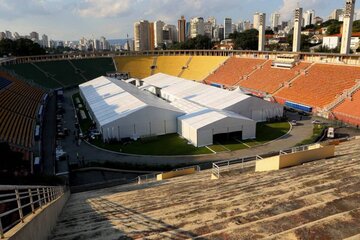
[[0, 185, 65, 238], [212, 155, 262, 179]]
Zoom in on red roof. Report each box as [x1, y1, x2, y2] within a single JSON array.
[[330, 32, 360, 37]]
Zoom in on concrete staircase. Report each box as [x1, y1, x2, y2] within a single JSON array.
[[51, 139, 360, 240]]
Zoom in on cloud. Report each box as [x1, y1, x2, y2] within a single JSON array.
[[0, 0, 51, 19], [77, 0, 133, 18], [278, 0, 342, 20]]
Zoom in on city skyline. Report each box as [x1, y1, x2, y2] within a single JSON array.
[[0, 0, 359, 41]]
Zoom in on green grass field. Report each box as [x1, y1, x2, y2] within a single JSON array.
[[73, 93, 291, 155]]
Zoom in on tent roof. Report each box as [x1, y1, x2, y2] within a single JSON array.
[[79, 76, 182, 126], [142, 73, 250, 110], [178, 108, 254, 130]]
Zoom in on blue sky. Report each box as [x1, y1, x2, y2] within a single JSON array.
[[0, 0, 357, 40]]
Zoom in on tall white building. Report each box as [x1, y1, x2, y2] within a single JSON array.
[[244, 21, 252, 31], [303, 10, 315, 27], [134, 20, 151, 51], [237, 21, 244, 32], [329, 9, 344, 20], [41, 34, 49, 48], [204, 22, 213, 39], [0, 32, 5, 40], [207, 17, 217, 28], [100, 36, 110, 50], [270, 13, 281, 30], [224, 18, 232, 39], [341, 0, 356, 54], [253, 12, 261, 30], [93, 39, 100, 50], [154, 20, 165, 48], [5, 31, 13, 40], [30, 31, 39, 42], [163, 24, 178, 43], [190, 17, 205, 38]]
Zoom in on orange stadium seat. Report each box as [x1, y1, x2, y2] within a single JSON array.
[[239, 61, 312, 94], [332, 90, 360, 126], [204, 57, 267, 86], [275, 64, 360, 108]]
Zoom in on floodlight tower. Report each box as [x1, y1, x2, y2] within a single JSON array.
[[293, 7, 303, 52], [258, 13, 266, 51], [340, 0, 356, 54]]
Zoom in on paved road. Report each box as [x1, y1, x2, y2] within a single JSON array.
[[60, 89, 314, 167], [42, 93, 57, 175]]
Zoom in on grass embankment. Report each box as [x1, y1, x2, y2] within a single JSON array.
[[296, 124, 326, 146]]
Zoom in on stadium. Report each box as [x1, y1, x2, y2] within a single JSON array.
[[1, 1, 360, 239]]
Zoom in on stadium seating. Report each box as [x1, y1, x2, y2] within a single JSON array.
[[4, 63, 62, 89], [51, 139, 360, 239], [332, 90, 360, 126], [153, 56, 190, 77], [0, 71, 45, 150], [35, 60, 85, 86], [239, 61, 312, 94], [204, 57, 267, 86], [70, 58, 116, 80], [0, 77, 12, 90], [114, 56, 155, 79], [180, 56, 228, 81], [275, 64, 360, 108]]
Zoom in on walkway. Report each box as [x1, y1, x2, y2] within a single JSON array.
[[60, 89, 314, 167]]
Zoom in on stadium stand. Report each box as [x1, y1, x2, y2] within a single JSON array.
[[0, 71, 45, 153], [4, 63, 62, 89], [51, 139, 360, 239], [114, 56, 155, 79], [0, 77, 12, 90], [153, 56, 190, 77], [332, 90, 360, 126], [274, 64, 360, 108], [204, 57, 267, 86], [34, 60, 85, 86], [239, 61, 312, 94], [70, 58, 116, 80], [180, 56, 228, 81]]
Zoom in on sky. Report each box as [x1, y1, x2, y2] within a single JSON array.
[[0, 0, 358, 41]]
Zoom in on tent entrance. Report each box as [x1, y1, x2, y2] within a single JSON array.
[[213, 131, 242, 142]]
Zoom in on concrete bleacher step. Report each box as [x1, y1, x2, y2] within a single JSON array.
[[51, 140, 360, 239]]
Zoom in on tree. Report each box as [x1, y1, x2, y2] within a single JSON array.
[[229, 29, 259, 50], [326, 24, 341, 35], [0, 38, 45, 57], [353, 20, 360, 33], [169, 35, 213, 50]]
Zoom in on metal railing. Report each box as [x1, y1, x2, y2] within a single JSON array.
[[212, 155, 262, 179], [0, 185, 65, 238], [211, 141, 335, 179]]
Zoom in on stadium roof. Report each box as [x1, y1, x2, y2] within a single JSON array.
[[79, 76, 182, 126], [142, 73, 251, 110]]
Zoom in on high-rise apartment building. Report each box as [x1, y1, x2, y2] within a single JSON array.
[[224, 18, 232, 39], [329, 9, 344, 20], [258, 13, 266, 51], [253, 12, 261, 30], [154, 20, 165, 49], [30, 31, 39, 41], [178, 16, 186, 43], [190, 17, 204, 38], [134, 20, 151, 51], [204, 22, 213, 39], [303, 10, 315, 27], [270, 13, 281, 30], [41, 34, 49, 48]]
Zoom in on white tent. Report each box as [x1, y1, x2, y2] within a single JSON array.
[[178, 109, 256, 147], [79, 76, 184, 141], [141, 73, 283, 122]]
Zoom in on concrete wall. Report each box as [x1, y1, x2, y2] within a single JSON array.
[[5, 191, 70, 240], [256, 145, 335, 172], [157, 168, 196, 180]]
